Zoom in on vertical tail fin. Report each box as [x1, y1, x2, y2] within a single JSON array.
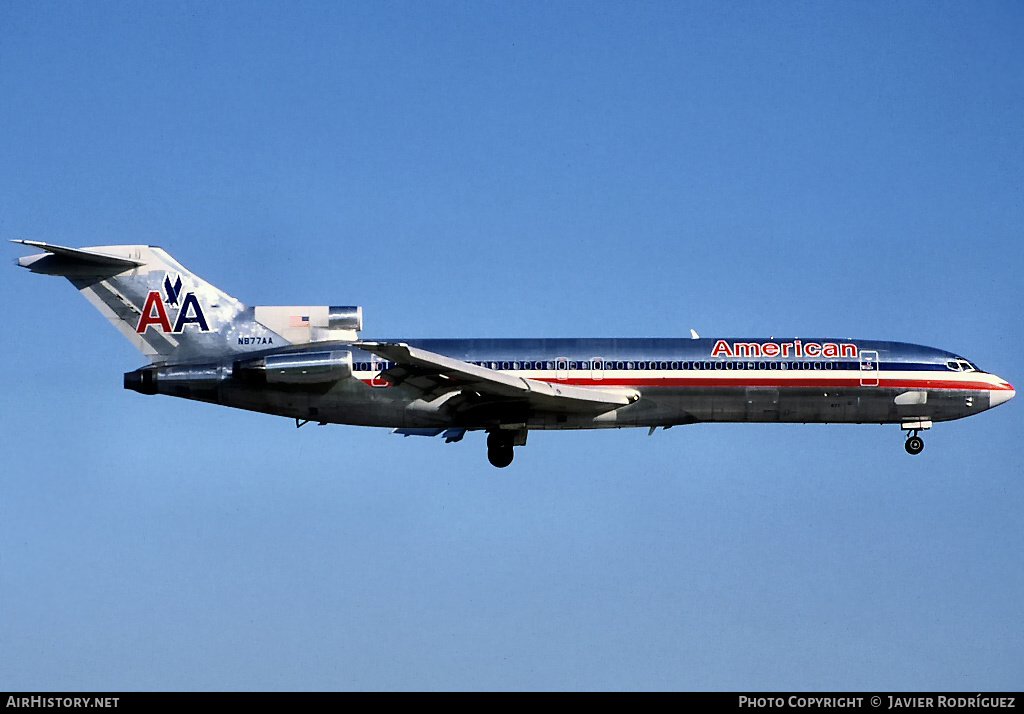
[[15, 241, 285, 363]]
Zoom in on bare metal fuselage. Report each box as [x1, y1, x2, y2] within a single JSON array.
[[16, 241, 1013, 466], [127, 337, 1012, 432]]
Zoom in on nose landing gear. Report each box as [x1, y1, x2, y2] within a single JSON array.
[[904, 432, 924, 455], [900, 418, 931, 455]]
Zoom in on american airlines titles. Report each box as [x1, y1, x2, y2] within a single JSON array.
[[711, 340, 857, 359]]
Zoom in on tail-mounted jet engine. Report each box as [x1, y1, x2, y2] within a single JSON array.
[[233, 351, 353, 385], [125, 350, 354, 398], [123, 362, 227, 401]]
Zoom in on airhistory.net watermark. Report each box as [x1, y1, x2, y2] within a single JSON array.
[[6, 698, 118, 709]]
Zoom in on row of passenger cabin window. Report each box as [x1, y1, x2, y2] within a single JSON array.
[[353, 360, 864, 372]]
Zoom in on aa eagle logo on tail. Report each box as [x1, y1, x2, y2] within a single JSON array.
[[135, 274, 210, 334]]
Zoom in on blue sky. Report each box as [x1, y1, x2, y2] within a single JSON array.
[[1, 1, 1021, 691]]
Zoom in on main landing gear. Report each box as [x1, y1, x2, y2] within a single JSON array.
[[486, 429, 527, 468], [487, 431, 514, 468]]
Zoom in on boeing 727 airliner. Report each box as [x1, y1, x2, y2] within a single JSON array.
[[15, 241, 1014, 467]]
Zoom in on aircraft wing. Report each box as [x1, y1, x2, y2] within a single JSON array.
[[355, 341, 639, 413]]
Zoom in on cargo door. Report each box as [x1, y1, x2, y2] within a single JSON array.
[[745, 387, 780, 421]]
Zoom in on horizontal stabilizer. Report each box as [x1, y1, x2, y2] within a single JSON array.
[[13, 240, 145, 272]]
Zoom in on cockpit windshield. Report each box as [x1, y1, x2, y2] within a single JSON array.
[[946, 358, 982, 372]]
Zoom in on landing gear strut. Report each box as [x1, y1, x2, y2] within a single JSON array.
[[901, 418, 931, 456], [487, 431, 514, 468], [904, 432, 924, 455]]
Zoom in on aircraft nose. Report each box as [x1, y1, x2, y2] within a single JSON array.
[[990, 380, 1015, 408]]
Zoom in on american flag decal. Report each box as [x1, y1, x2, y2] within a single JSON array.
[[289, 315, 311, 328]]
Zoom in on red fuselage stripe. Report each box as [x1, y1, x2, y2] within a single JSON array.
[[360, 376, 1009, 391], [550, 377, 1007, 391]]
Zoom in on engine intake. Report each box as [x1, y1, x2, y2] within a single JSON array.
[[253, 305, 363, 343], [328, 306, 362, 332]]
